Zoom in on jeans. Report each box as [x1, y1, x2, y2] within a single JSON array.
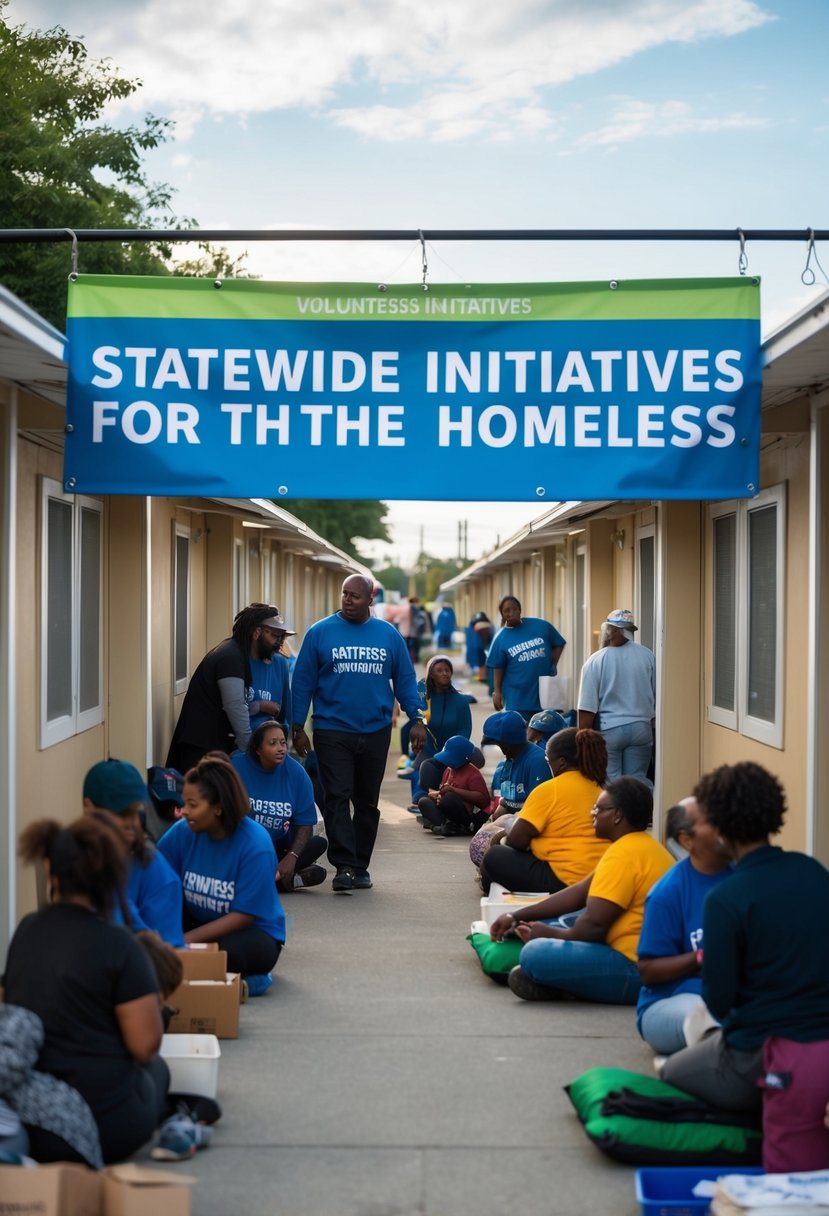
[[313, 726, 392, 871], [519, 935, 642, 1004], [602, 720, 654, 786], [638, 993, 706, 1055]]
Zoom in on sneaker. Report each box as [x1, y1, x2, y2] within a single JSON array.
[[353, 869, 372, 889], [294, 864, 327, 889], [432, 822, 461, 837], [151, 1113, 213, 1161], [332, 866, 355, 893], [243, 973, 273, 997], [507, 965, 565, 1002]]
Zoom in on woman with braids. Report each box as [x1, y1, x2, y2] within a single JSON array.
[[661, 763, 829, 1156], [480, 728, 609, 894], [158, 754, 285, 982], [166, 602, 290, 773], [3, 815, 169, 1163]]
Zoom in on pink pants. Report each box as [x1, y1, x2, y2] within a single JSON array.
[[761, 1036, 829, 1173]]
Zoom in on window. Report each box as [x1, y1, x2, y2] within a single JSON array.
[[708, 484, 785, 747], [40, 478, 103, 747], [173, 525, 190, 694]]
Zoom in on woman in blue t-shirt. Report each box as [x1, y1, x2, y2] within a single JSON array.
[[487, 596, 566, 721], [158, 754, 286, 977], [231, 720, 327, 892]]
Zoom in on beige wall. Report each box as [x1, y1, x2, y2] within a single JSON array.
[[814, 403, 829, 866], [701, 435, 810, 851]]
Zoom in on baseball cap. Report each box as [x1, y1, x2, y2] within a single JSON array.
[[604, 608, 638, 631], [147, 765, 185, 808], [259, 611, 296, 636], [482, 711, 528, 745], [433, 735, 477, 769], [83, 759, 149, 812], [528, 710, 568, 737]]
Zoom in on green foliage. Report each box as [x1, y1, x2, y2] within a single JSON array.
[[281, 500, 392, 561], [373, 564, 408, 594], [172, 242, 254, 281], [0, 1, 181, 328]]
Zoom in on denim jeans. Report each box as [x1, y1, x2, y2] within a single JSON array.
[[519, 935, 641, 1004], [313, 726, 392, 871], [638, 993, 706, 1055], [601, 720, 653, 786]]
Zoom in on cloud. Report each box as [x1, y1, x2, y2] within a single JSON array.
[[575, 98, 769, 148], [18, 0, 773, 143]]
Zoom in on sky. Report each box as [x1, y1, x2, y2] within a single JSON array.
[[8, 0, 829, 567]]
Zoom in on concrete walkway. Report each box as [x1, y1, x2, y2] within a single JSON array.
[[148, 665, 651, 1216]]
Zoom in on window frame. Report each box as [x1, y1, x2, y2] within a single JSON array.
[[173, 522, 191, 695], [39, 477, 104, 749], [708, 483, 786, 748]]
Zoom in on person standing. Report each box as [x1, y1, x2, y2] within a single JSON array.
[[291, 575, 426, 893], [166, 604, 290, 772], [487, 596, 566, 721], [577, 608, 655, 785]]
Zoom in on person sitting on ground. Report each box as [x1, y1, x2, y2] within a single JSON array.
[[83, 759, 184, 946], [636, 796, 731, 1056], [231, 719, 327, 892], [527, 709, 568, 747], [480, 728, 609, 896], [417, 736, 491, 837], [3, 815, 169, 1163], [477, 711, 554, 893], [491, 778, 674, 1004], [661, 763, 829, 1128], [405, 654, 474, 807], [157, 754, 286, 984]]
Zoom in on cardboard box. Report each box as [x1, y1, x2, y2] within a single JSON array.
[[166, 971, 241, 1039], [176, 946, 228, 981], [0, 1161, 100, 1216], [103, 1164, 194, 1216], [479, 881, 551, 926]]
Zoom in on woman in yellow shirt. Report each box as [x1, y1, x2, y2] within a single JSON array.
[[480, 728, 608, 894]]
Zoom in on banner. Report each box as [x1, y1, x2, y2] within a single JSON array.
[[64, 276, 761, 500]]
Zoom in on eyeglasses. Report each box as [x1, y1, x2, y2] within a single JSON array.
[[592, 803, 617, 815]]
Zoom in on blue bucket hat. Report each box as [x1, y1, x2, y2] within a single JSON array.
[[83, 759, 149, 812], [433, 735, 477, 769], [528, 710, 568, 737], [482, 711, 528, 745]]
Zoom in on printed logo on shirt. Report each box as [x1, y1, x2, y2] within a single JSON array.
[[249, 797, 292, 836], [330, 644, 388, 674], [690, 928, 703, 951], [506, 636, 546, 660], [182, 870, 236, 915]]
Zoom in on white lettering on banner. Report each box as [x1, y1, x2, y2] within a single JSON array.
[[438, 404, 736, 449]]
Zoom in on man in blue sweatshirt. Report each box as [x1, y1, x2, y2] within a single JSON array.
[[291, 575, 426, 892]]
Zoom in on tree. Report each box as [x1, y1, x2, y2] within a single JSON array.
[[373, 564, 408, 595], [0, 2, 181, 329], [280, 500, 392, 561]]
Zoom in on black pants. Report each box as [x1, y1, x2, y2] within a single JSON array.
[[276, 833, 327, 870], [183, 909, 282, 975], [480, 844, 566, 895], [313, 726, 391, 870], [418, 789, 481, 830]]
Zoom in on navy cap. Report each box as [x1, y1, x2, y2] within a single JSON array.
[[433, 735, 477, 769], [83, 759, 149, 812], [482, 711, 528, 745], [528, 710, 568, 737]]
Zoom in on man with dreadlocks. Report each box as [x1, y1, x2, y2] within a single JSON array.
[[166, 603, 292, 773]]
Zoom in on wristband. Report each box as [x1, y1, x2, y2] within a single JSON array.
[[288, 850, 300, 860]]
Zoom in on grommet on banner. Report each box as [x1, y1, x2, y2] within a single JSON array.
[[609, 280, 618, 290], [214, 278, 223, 289], [736, 228, 748, 275], [377, 283, 387, 292], [64, 423, 74, 434], [65, 477, 77, 490], [65, 228, 79, 280], [535, 487, 546, 497], [277, 485, 288, 495], [419, 229, 429, 291]]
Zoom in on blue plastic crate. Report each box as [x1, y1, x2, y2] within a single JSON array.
[[635, 1166, 764, 1216]]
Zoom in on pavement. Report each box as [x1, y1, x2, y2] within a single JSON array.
[[145, 659, 652, 1216]]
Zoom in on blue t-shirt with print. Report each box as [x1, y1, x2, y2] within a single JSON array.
[[230, 751, 315, 849], [497, 744, 551, 812], [246, 654, 292, 731], [291, 612, 421, 734], [486, 618, 566, 714], [126, 850, 185, 947], [158, 816, 285, 943], [636, 857, 729, 1029]]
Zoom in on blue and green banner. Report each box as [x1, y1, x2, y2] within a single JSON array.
[[64, 275, 761, 500]]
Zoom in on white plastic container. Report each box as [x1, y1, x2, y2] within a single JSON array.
[[160, 1033, 221, 1098], [479, 882, 551, 927]]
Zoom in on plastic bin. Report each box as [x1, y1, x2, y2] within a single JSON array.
[[160, 1032, 221, 1098], [635, 1166, 764, 1216]]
